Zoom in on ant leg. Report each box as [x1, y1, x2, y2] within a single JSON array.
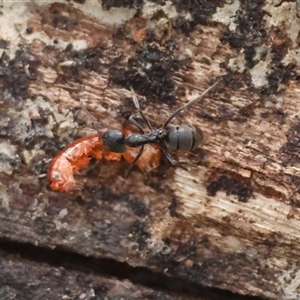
[[124, 145, 145, 179], [130, 88, 153, 131], [161, 146, 189, 171], [161, 146, 178, 165], [128, 116, 145, 133]]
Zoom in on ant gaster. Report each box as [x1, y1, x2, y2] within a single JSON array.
[[80, 78, 221, 172]]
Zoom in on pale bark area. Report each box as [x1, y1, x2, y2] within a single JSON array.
[[0, 1, 300, 299]]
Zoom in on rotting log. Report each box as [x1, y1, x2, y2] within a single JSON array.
[[0, 1, 300, 299], [0, 242, 211, 300]]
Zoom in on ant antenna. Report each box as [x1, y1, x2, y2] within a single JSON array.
[[80, 99, 106, 137], [163, 78, 221, 128], [130, 87, 154, 131]]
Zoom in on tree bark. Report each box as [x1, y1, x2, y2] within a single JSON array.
[[0, 1, 299, 299]]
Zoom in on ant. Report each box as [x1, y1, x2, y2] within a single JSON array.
[[48, 79, 220, 192], [81, 78, 221, 174]]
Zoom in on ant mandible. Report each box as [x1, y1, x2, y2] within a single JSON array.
[[81, 78, 221, 174]]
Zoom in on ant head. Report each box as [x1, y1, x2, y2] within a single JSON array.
[[102, 130, 126, 153]]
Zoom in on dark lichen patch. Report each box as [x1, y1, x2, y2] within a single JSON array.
[[42, 3, 79, 31], [262, 24, 297, 95], [109, 43, 182, 104], [34, 217, 56, 235], [221, 2, 297, 95], [128, 220, 150, 251], [0, 49, 39, 101], [30, 116, 49, 136], [90, 221, 117, 245], [257, 107, 286, 124], [27, 153, 48, 176], [174, 0, 223, 32], [206, 169, 253, 202], [216, 103, 236, 119], [281, 121, 300, 166], [0, 113, 32, 145], [0, 39, 8, 49], [175, 241, 197, 262], [263, 62, 296, 96], [57, 44, 107, 80], [0, 153, 20, 170], [117, 97, 138, 120], [33, 139, 66, 157], [68, 195, 86, 207], [238, 103, 256, 119], [102, 0, 143, 10], [269, 24, 292, 52], [92, 186, 129, 203], [127, 197, 149, 218], [141, 160, 173, 191], [35, 4, 192, 105], [84, 185, 149, 217], [145, 181, 165, 194], [220, 1, 267, 68], [222, 73, 247, 91], [93, 285, 109, 297]]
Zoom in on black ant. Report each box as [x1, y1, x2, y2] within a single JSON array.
[[80, 78, 221, 174]]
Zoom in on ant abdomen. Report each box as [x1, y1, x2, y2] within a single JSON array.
[[165, 125, 203, 151]]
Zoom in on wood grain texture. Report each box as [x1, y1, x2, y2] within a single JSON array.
[[0, 1, 299, 299], [0, 242, 210, 300]]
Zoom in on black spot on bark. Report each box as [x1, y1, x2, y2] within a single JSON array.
[[206, 172, 253, 202]]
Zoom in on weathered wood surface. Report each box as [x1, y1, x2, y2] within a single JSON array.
[[0, 242, 215, 300], [1, 1, 300, 299]]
